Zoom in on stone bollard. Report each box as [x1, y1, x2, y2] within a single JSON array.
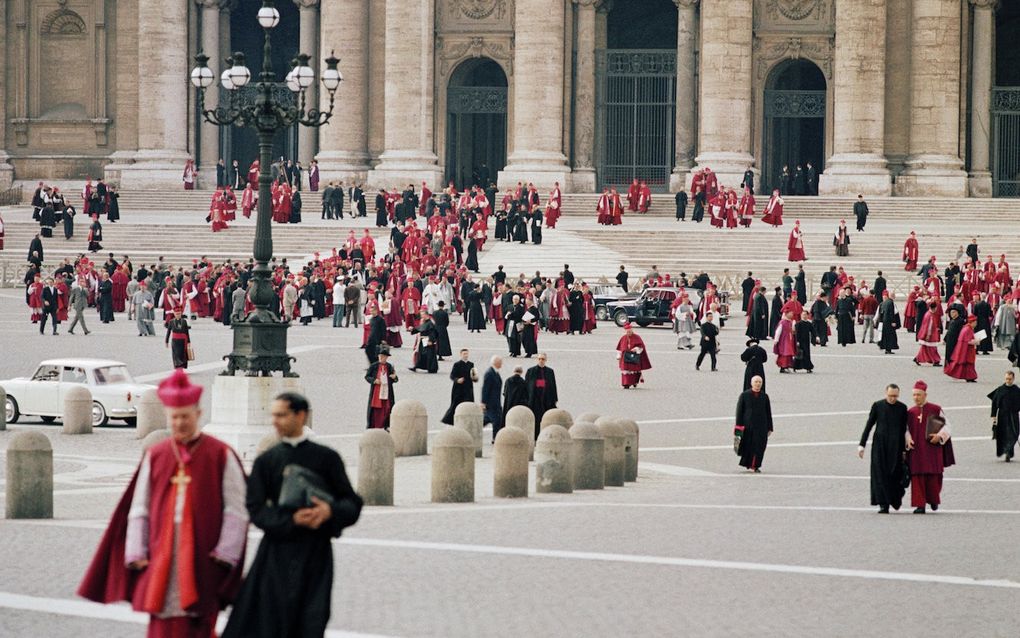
[[595, 417, 626, 487], [575, 412, 600, 426], [454, 402, 484, 459], [431, 427, 475, 503], [358, 429, 395, 506], [570, 422, 605, 490], [6, 431, 53, 519], [390, 400, 428, 456], [0, 386, 7, 431], [619, 418, 640, 482], [141, 429, 171, 450], [540, 408, 573, 432], [62, 386, 93, 435], [505, 405, 536, 461], [134, 389, 164, 439], [493, 426, 530, 498], [535, 424, 573, 494]]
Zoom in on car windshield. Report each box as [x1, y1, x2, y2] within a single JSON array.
[[93, 366, 132, 385]]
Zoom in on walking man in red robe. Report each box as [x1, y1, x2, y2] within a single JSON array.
[[944, 313, 979, 382], [78, 369, 248, 637], [905, 380, 954, 513], [903, 231, 919, 271], [616, 322, 651, 388]]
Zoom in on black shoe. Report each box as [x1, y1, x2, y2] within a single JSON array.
[[695, 366, 700, 371], [930, 503, 939, 511], [878, 506, 889, 514], [68, 330, 75, 335], [913, 507, 925, 514]]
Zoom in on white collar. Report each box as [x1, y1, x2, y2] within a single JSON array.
[[281, 430, 310, 447]]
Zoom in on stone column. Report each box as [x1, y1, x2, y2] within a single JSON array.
[[692, 0, 754, 190], [571, 0, 597, 192], [317, 0, 371, 183], [120, 0, 192, 189], [895, 0, 968, 196], [818, 0, 892, 196], [968, 0, 996, 197], [669, 0, 698, 192], [367, 0, 443, 189], [296, 0, 319, 166], [197, 0, 220, 185], [498, 0, 571, 190]]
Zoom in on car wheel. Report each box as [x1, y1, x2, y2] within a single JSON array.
[[92, 402, 109, 428], [613, 310, 629, 327], [40, 416, 56, 424], [636, 319, 651, 328], [596, 306, 608, 321], [5, 396, 19, 424]]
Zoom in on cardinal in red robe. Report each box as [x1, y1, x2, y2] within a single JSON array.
[[905, 380, 954, 512], [626, 178, 640, 212], [787, 221, 806, 262], [616, 323, 651, 388], [902, 232, 919, 271], [111, 268, 129, 313], [637, 181, 651, 213], [761, 189, 784, 226], [610, 189, 624, 225], [78, 369, 248, 637], [944, 315, 979, 381], [914, 302, 942, 366], [596, 188, 611, 225], [772, 312, 797, 371]]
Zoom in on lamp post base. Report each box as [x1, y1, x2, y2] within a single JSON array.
[[223, 320, 297, 377], [203, 374, 305, 460]]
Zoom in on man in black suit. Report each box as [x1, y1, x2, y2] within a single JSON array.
[[365, 304, 387, 364], [525, 354, 558, 437], [333, 180, 345, 219], [40, 278, 60, 335]]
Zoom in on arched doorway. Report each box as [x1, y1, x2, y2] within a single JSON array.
[[762, 59, 826, 194], [445, 58, 508, 190], [597, 0, 678, 191]]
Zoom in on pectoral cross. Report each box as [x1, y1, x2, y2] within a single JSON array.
[[171, 464, 191, 487]]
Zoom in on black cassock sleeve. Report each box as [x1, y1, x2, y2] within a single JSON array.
[[765, 395, 774, 433], [860, 401, 878, 448], [323, 448, 364, 538], [246, 452, 297, 540]]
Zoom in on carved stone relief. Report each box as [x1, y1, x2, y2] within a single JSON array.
[[753, 36, 834, 82]]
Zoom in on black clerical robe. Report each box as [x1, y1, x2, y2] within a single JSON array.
[[222, 439, 362, 638], [859, 400, 908, 509], [740, 345, 767, 391], [989, 383, 1020, 460], [502, 375, 530, 420], [747, 294, 769, 340], [440, 360, 476, 425], [734, 389, 773, 470], [525, 365, 558, 437]]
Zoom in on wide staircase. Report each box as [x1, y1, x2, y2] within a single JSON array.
[[1, 190, 1017, 295]]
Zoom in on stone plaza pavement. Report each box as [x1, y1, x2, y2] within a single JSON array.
[[1, 217, 1019, 636]]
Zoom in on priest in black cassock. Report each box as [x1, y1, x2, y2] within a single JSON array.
[[988, 370, 1020, 462], [746, 286, 769, 340], [858, 384, 909, 513], [740, 338, 768, 391], [502, 366, 530, 421], [734, 375, 773, 472], [525, 354, 559, 438], [223, 393, 362, 638], [440, 349, 477, 425]]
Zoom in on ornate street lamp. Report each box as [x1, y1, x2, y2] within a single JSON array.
[[190, 0, 342, 377]]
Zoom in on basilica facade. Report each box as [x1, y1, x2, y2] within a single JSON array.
[[2, 0, 1017, 196]]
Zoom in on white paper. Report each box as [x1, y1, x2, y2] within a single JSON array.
[[974, 329, 988, 342]]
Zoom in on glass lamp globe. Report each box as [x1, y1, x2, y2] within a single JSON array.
[[220, 69, 233, 90], [257, 6, 280, 29], [321, 68, 342, 92], [229, 64, 251, 88], [295, 65, 315, 89], [191, 65, 214, 89], [286, 69, 300, 93]]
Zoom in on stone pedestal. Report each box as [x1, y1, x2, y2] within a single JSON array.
[[62, 386, 93, 435], [535, 424, 573, 494], [390, 399, 429, 457], [6, 432, 53, 519], [203, 375, 304, 460], [358, 429, 395, 506], [453, 402, 484, 459], [819, 155, 893, 196], [431, 427, 475, 503], [134, 389, 165, 439], [895, 156, 968, 197], [493, 427, 529, 498]]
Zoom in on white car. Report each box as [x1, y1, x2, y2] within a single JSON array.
[[2, 359, 155, 428]]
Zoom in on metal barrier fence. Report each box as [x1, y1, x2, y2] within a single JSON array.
[[0, 185, 23, 206]]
